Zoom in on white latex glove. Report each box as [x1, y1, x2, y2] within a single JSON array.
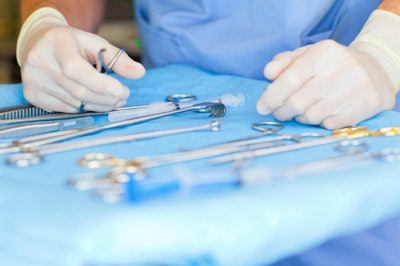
[[17, 7, 145, 113], [257, 10, 400, 129]]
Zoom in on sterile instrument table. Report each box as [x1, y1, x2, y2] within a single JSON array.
[[1, 64, 400, 266]]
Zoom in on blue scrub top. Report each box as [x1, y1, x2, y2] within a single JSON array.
[[134, 0, 380, 79]]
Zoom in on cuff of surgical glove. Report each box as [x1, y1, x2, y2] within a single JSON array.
[[350, 9, 400, 94], [16, 7, 68, 66], [351, 41, 400, 94]]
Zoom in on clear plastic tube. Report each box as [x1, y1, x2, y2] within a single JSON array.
[[108, 101, 176, 122], [176, 93, 245, 109]]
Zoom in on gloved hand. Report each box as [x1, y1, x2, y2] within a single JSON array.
[[17, 7, 145, 113], [257, 10, 400, 130]]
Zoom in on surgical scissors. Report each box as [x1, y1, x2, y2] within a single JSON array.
[[209, 125, 400, 165]]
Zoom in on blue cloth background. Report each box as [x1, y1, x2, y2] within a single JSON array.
[[1, 64, 400, 266]]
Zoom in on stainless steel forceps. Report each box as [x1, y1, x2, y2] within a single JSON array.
[[76, 121, 325, 173], [178, 121, 324, 154], [0, 94, 200, 124], [0, 102, 225, 155], [0, 116, 94, 138], [209, 125, 400, 165], [6, 120, 222, 167], [239, 139, 400, 185]]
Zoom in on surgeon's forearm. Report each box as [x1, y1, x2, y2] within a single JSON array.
[[378, 0, 400, 15], [20, 0, 105, 32]]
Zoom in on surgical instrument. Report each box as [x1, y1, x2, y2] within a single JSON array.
[[79, 48, 126, 113], [176, 121, 323, 154], [0, 107, 122, 124], [240, 140, 400, 184], [69, 141, 400, 203], [108, 93, 245, 122], [6, 120, 222, 167], [76, 124, 311, 171], [76, 122, 358, 172], [80, 48, 126, 112], [127, 141, 388, 201], [0, 93, 219, 124], [0, 97, 190, 124], [209, 125, 400, 165], [274, 140, 373, 178], [0, 104, 52, 120], [107, 93, 197, 122], [68, 164, 240, 203], [97, 48, 126, 74], [0, 101, 225, 155], [0, 116, 94, 138], [77, 137, 281, 171]]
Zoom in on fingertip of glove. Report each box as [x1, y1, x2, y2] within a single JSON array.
[[256, 98, 272, 115], [264, 61, 285, 80], [119, 61, 146, 80]]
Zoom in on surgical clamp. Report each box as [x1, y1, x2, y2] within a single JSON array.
[[0, 101, 225, 155], [209, 125, 400, 165], [0, 116, 94, 138], [6, 120, 222, 167], [238, 139, 400, 186], [108, 93, 244, 122], [177, 121, 325, 153], [0, 93, 195, 124], [74, 122, 329, 172], [75, 126, 311, 172]]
